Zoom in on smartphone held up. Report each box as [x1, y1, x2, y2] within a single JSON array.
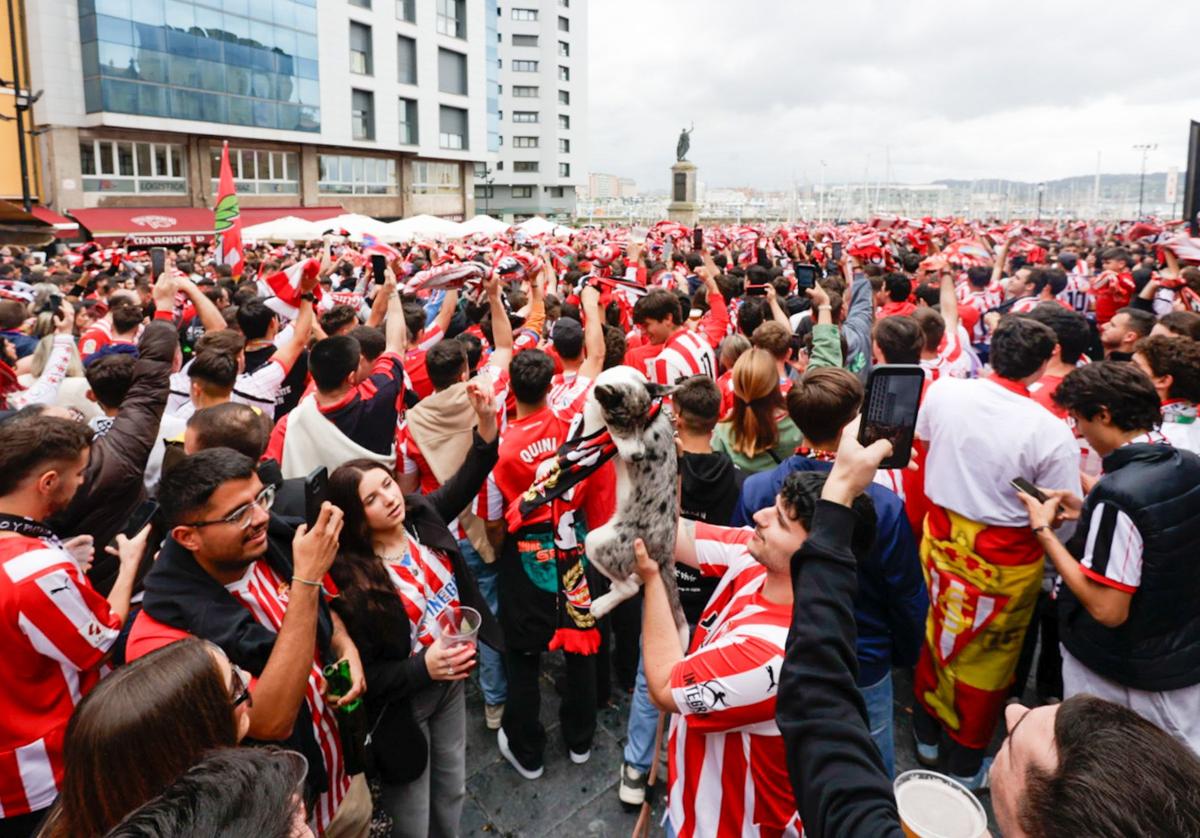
[[857, 365, 924, 469]]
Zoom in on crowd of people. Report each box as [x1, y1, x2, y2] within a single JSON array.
[[1, 212, 1200, 837]]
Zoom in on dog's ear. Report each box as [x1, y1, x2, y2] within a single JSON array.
[[594, 383, 622, 410], [644, 382, 676, 400]]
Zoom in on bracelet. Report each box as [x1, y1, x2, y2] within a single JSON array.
[[817, 304, 832, 311], [300, 292, 316, 302], [1031, 525, 1052, 535], [292, 576, 324, 588]]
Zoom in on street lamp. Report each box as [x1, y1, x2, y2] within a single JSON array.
[[479, 165, 495, 217], [1133, 143, 1157, 219], [1036, 182, 1045, 221]]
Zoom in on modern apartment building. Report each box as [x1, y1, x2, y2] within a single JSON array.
[[483, 0, 587, 223], [21, 0, 492, 244]]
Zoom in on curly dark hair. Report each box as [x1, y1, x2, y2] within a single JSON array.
[[1134, 335, 1200, 403], [1052, 361, 1162, 432], [778, 471, 876, 561]]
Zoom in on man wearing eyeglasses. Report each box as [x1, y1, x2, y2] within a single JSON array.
[[126, 448, 372, 838]]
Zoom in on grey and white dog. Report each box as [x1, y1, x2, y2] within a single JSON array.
[[584, 366, 688, 651]]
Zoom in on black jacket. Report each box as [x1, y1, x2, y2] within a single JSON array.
[[141, 513, 335, 800], [331, 430, 502, 783], [776, 500, 905, 838], [1060, 443, 1200, 691]]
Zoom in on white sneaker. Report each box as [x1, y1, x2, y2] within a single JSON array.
[[618, 762, 647, 807], [485, 703, 504, 731], [497, 728, 543, 780], [569, 748, 590, 765]]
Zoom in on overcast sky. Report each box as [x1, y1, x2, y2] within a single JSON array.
[[587, 0, 1199, 190]]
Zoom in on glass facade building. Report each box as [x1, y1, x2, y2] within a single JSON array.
[[484, 0, 500, 153], [77, 0, 320, 132]]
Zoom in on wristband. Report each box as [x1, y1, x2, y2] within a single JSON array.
[[292, 576, 323, 588], [1031, 525, 1052, 535], [300, 292, 316, 302], [817, 304, 832, 311]]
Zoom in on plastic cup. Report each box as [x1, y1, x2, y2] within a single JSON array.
[[893, 770, 988, 838], [435, 605, 481, 647]]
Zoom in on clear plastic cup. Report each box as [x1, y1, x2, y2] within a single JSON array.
[[434, 605, 481, 647], [893, 769, 988, 838]]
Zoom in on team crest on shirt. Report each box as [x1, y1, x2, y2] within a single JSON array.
[[682, 679, 729, 714]]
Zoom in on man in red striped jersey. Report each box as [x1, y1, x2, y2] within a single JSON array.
[[0, 418, 143, 837], [635, 471, 829, 837], [633, 260, 727, 385]]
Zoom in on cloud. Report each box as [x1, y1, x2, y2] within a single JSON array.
[[587, 0, 1199, 189]]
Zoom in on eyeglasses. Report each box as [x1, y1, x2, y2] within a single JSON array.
[[230, 664, 253, 709], [187, 484, 276, 530]]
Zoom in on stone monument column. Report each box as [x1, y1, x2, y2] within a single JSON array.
[[667, 160, 699, 227]]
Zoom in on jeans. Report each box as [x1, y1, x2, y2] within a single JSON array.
[[624, 641, 660, 772], [860, 671, 895, 778], [381, 681, 466, 838], [459, 538, 507, 706]]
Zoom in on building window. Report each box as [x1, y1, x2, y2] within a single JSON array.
[[398, 97, 418, 144], [558, 15, 569, 31], [439, 105, 468, 150], [352, 89, 375, 140], [560, 0, 569, 6], [319, 154, 397, 194], [558, 90, 569, 105], [558, 40, 570, 57], [558, 114, 570, 129], [559, 163, 570, 177], [558, 65, 570, 82], [80, 139, 186, 194], [438, 48, 468, 95], [350, 22, 373, 75], [512, 111, 539, 123], [512, 34, 539, 47], [511, 8, 538, 21], [436, 0, 466, 38], [512, 60, 538, 73], [412, 161, 462, 194], [513, 136, 539, 148], [397, 36, 417, 84], [350, 0, 371, 7], [208, 148, 299, 195], [547, 186, 565, 197], [514, 161, 539, 172], [397, 0, 415, 22], [513, 185, 534, 199], [512, 86, 539, 98], [558, 138, 570, 153], [475, 185, 494, 199]]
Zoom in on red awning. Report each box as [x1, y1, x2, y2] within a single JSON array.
[[30, 206, 80, 239], [68, 207, 215, 246], [68, 205, 346, 246], [240, 206, 345, 226]]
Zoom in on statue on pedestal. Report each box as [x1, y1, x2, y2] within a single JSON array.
[[676, 124, 694, 162]]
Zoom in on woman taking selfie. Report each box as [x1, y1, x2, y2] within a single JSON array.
[[41, 637, 252, 837], [327, 379, 502, 838]]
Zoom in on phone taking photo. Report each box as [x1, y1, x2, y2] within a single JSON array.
[[1011, 477, 1049, 503], [304, 466, 328, 529], [692, 226, 704, 251], [857, 365, 924, 470], [370, 254, 388, 283], [150, 247, 167, 280], [794, 265, 817, 291]]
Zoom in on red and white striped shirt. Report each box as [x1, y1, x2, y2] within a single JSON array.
[[0, 535, 121, 817], [384, 539, 460, 649], [225, 561, 350, 834], [921, 325, 970, 382], [651, 328, 717, 385], [666, 523, 802, 838], [547, 372, 593, 416]]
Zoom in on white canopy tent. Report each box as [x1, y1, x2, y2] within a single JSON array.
[[515, 216, 572, 237], [385, 214, 465, 240], [241, 215, 326, 242], [457, 214, 510, 237], [323, 212, 399, 242]]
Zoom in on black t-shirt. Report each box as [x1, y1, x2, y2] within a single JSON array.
[[677, 450, 744, 623], [245, 344, 309, 419]]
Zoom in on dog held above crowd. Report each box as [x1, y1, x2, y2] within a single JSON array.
[[1, 215, 1199, 838]]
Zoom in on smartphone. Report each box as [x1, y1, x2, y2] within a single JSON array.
[[1011, 477, 1049, 503], [805, 240, 815, 256], [370, 254, 388, 283], [745, 283, 769, 296], [123, 500, 160, 538], [794, 265, 817, 290], [831, 242, 843, 263], [304, 466, 328, 529], [692, 226, 704, 251], [756, 246, 771, 269], [858, 365, 925, 469], [150, 247, 167, 280]]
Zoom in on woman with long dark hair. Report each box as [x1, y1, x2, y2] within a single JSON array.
[[327, 379, 502, 838], [41, 637, 252, 837]]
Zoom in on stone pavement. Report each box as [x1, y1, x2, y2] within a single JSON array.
[[460, 653, 1020, 835]]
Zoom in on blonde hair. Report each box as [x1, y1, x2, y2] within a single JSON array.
[[724, 347, 784, 457]]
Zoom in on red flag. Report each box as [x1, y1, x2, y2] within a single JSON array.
[[214, 141, 244, 279]]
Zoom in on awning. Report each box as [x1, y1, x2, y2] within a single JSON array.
[[30, 206, 80, 239], [68, 205, 346, 246], [68, 207, 215, 246], [0, 202, 55, 247]]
